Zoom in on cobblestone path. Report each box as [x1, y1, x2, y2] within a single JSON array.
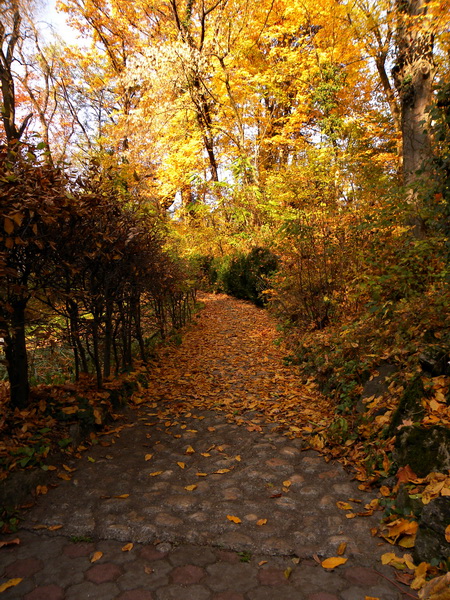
[[0, 294, 416, 599]]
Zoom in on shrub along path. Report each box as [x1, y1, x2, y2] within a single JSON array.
[[0, 294, 416, 599]]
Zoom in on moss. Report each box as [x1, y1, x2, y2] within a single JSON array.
[[388, 375, 426, 436]]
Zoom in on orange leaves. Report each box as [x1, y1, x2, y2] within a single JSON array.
[[185, 445, 195, 455], [185, 484, 197, 491], [256, 519, 267, 526], [379, 518, 418, 547], [321, 557, 348, 569], [90, 551, 103, 563], [227, 515, 241, 524], [0, 579, 22, 593]]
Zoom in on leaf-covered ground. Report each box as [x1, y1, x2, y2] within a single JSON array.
[[1, 293, 448, 595]]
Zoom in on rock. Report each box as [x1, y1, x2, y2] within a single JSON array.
[[394, 426, 450, 477], [419, 347, 450, 377], [357, 363, 397, 414], [388, 375, 425, 435], [414, 497, 450, 564]]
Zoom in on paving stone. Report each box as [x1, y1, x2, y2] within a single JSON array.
[[63, 542, 96, 558], [85, 562, 123, 583], [211, 594, 245, 600], [168, 546, 217, 566], [343, 566, 381, 586], [117, 590, 155, 600], [171, 564, 205, 584], [307, 593, 340, 600], [247, 588, 306, 600], [140, 545, 168, 561], [65, 581, 120, 599], [154, 513, 183, 527], [205, 563, 258, 592], [36, 556, 86, 587], [24, 585, 65, 600], [4, 557, 44, 578], [340, 586, 399, 600], [116, 560, 171, 590], [156, 584, 211, 600], [258, 567, 288, 585]]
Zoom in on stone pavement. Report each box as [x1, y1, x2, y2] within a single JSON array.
[[0, 295, 418, 599], [1, 408, 415, 599]]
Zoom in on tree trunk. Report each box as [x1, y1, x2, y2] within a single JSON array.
[[393, 0, 434, 186], [4, 299, 30, 409]]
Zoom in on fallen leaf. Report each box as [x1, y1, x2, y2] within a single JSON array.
[[365, 597, 380, 600], [284, 567, 292, 579], [256, 519, 267, 526], [283, 480, 292, 487], [87, 457, 96, 463], [0, 538, 20, 549], [62, 464, 76, 473], [122, 543, 133, 552], [213, 468, 231, 474], [196, 472, 208, 477], [200, 452, 211, 457], [292, 557, 301, 565], [144, 454, 153, 461], [321, 557, 348, 569], [177, 462, 186, 469], [57, 472, 71, 481], [227, 515, 241, 524], [0, 579, 22, 593], [445, 524, 450, 543], [380, 486, 391, 497], [149, 471, 163, 477], [144, 566, 154, 574], [258, 560, 268, 566], [345, 513, 357, 519], [48, 525, 63, 531], [418, 572, 450, 599], [185, 484, 197, 491], [337, 542, 347, 555], [312, 554, 322, 565], [90, 551, 103, 563], [114, 494, 129, 499], [36, 485, 48, 495], [185, 445, 195, 454], [336, 501, 353, 510]]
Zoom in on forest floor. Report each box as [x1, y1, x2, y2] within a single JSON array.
[[0, 294, 426, 598]]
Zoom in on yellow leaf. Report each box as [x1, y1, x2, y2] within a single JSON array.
[[185, 445, 195, 454], [91, 551, 103, 563], [336, 501, 353, 510], [283, 480, 292, 487], [411, 562, 429, 590], [0, 579, 22, 593], [227, 515, 241, 524], [48, 524, 63, 531], [258, 560, 268, 566], [62, 464, 76, 473], [149, 471, 163, 477], [321, 557, 348, 569], [380, 486, 391, 497], [381, 552, 398, 565], [196, 472, 208, 477], [445, 524, 450, 543], [177, 462, 186, 469], [114, 494, 130, 499], [345, 513, 357, 519], [122, 543, 133, 552], [284, 567, 292, 579], [398, 535, 416, 548], [337, 542, 347, 555], [365, 597, 380, 600], [201, 452, 211, 457], [57, 472, 71, 481], [256, 519, 267, 526], [185, 484, 197, 491], [144, 454, 153, 461], [235, 455, 241, 461], [93, 408, 102, 425], [213, 468, 231, 474]]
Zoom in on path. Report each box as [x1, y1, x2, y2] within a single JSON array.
[[0, 294, 415, 599]]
